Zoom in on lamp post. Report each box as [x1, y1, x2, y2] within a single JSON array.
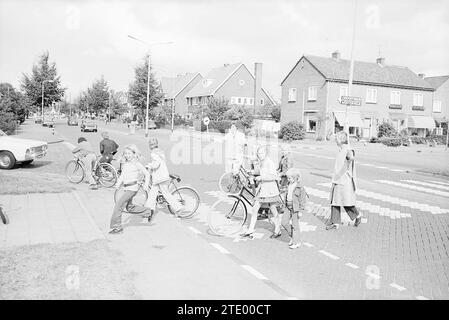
[[345, 0, 358, 142], [41, 79, 54, 122], [128, 35, 174, 137]]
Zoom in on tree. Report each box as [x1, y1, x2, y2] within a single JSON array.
[[205, 97, 230, 121], [270, 105, 281, 122], [20, 51, 66, 114], [0, 83, 27, 122], [377, 121, 397, 138], [87, 76, 109, 115], [108, 90, 128, 118], [225, 105, 254, 129], [128, 54, 163, 120]]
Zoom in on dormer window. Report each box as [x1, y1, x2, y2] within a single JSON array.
[[239, 79, 245, 86], [202, 79, 213, 88]]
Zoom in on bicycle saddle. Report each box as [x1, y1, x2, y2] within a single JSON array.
[[169, 174, 181, 182]]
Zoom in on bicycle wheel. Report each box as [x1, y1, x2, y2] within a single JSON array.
[[96, 163, 117, 188], [168, 186, 200, 218], [208, 195, 247, 236], [65, 160, 84, 184], [0, 207, 9, 225], [218, 172, 243, 195], [114, 186, 148, 214]]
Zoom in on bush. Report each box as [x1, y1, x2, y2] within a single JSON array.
[[0, 110, 17, 134], [225, 106, 254, 129], [427, 134, 448, 145], [270, 105, 281, 122], [209, 120, 233, 133], [410, 136, 427, 144], [378, 121, 397, 138], [279, 121, 305, 141], [370, 137, 381, 143], [380, 137, 403, 147]]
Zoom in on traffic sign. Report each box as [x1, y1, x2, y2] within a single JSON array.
[[203, 117, 210, 126], [340, 96, 362, 106]]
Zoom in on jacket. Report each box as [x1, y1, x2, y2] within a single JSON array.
[[100, 138, 119, 155], [72, 141, 95, 158], [288, 184, 308, 212], [331, 144, 357, 190], [146, 148, 170, 185]]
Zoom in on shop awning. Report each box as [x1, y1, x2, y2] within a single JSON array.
[[407, 116, 436, 129], [389, 112, 407, 120], [334, 111, 364, 127]]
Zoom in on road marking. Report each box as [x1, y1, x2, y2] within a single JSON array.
[[345, 263, 359, 269], [318, 250, 340, 260], [402, 180, 449, 191], [187, 226, 202, 235], [377, 180, 449, 197], [302, 242, 314, 247], [390, 283, 406, 291], [416, 295, 430, 300], [365, 271, 381, 280], [241, 265, 268, 280], [210, 242, 230, 254], [428, 180, 449, 186], [390, 169, 406, 172]]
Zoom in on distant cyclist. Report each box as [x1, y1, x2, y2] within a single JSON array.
[[99, 131, 119, 164]]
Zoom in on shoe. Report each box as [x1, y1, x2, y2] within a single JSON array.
[[108, 228, 123, 235], [289, 243, 301, 249], [240, 231, 254, 238], [269, 232, 282, 239], [326, 224, 337, 230], [354, 216, 362, 227], [89, 184, 98, 190], [288, 239, 293, 246], [147, 210, 155, 222]]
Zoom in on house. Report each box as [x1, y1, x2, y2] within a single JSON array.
[[425, 75, 449, 135], [185, 63, 275, 116], [161, 72, 203, 117], [280, 51, 435, 139]]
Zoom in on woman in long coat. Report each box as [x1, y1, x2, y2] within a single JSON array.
[[326, 131, 362, 230]]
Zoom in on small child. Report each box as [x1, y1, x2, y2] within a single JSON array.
[[281, 168, 308, 249]]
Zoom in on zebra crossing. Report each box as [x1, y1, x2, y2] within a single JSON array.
[[376, 180, 449, 198]]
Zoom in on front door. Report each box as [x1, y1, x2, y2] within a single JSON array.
[[362, 118, 371, 138]]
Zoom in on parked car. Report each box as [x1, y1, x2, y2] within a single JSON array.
[[80, 121, 98, 132], [67, 117, 78, 126], [35, 118, 43, 124], [0, 129, 48, 169], [148, 120, 158, 130], [42, 120, 55, 128]]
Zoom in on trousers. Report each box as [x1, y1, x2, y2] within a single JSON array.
[[145, 181, 182, 212], [329, 205, 359, 224], [281, 207, 301, 244]]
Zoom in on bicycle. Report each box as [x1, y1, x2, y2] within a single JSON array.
[[65, 154, 118, 188], [218, 158, 256, 195], [113, 174, 200, 219], [0, 205, 9, 225]]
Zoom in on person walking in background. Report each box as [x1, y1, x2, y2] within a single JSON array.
[[326, 131, 362, 230], [109, 144, 151, 235], [72, 137, 98, 190], [144, 138, 183, 216], [241, 145, 282, 239], [99, 131, 119, 164], [224, 124, 247, 173], [281, 168, 307, 249]]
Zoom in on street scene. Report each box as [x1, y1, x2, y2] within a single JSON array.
[[1, 0, 449, 302]]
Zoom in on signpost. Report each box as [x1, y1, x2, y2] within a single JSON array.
[[203, 116, 210, 134], [339, 96, 362, 146]]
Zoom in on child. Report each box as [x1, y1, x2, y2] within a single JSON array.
[[281, 168, 307, 249], [144, 138, 183, 215], [109, 144, 151, 235], [72, 137, 98, 190]]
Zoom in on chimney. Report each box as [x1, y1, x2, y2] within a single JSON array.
[[331, 50, 341, 60], [418, 73, 425, 79], [253, 62, 263, 110], [376, 57, 385, 66]]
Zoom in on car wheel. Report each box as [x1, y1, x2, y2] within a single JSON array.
[[0, 151, 16, 170]]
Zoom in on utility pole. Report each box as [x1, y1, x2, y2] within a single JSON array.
[[345, 0, 358, 141]]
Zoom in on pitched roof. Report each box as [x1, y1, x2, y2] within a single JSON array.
[[282, 54, 435, 90], [161, 73, 201, 99], [186, 63, 242, 97], [424, 75, 449, 90]]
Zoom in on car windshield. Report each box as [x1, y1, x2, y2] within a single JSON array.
[[0, 129, 7, 136]]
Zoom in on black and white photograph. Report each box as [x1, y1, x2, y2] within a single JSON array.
[[0, 0, 448, 304]]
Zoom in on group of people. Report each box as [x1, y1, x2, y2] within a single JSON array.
[[225, 125, 362, 249], [72, 133, 182, 235]]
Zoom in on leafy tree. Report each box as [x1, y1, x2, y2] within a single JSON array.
[[270, 105, 281, 122], [377, 121, 397, 138], [0, 83, 27, 122], [20, 51, 66, 114], [0, 108, 17, 134], [87, 76, 109, 114], [205, 97, 230, 121], [225, 105, 254, 129], [128, 54, 163, 120], [108, 90, 128, 118]]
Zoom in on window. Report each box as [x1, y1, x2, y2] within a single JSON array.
[[260, 98, 264, 105], [243, 98, 247, 105], [237, 97, 242, 104], [239, 79, 245, 86], [288, 88, 297, 102], [413, 93, 423, 107], [433, 100, 442, 113], [390, 91, 401, 105], [230, 97, 236, 104], [202, 79, 213, 88], [366, 88, 377, 103], [249, 98, 254, 105], [305, 114, 317, 132], [308, 86, 317, 101], [339, 86, 348, 101]]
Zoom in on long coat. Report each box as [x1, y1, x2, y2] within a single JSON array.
[[330, 144, 357, 206]]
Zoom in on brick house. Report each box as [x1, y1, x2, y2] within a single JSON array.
[[425, 75, 449, 135], [160, 72, 203, 117], [185, 63, 275, 116], [280, 52, 435, 139]]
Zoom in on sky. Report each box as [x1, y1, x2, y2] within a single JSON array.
[[1, 0, 448, 102]]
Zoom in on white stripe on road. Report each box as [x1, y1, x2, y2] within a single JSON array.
[[345, 263, 359, 269], [390, 169, 406, 172], [318, 250, 340, 260], [428, 180, 449, 186], [315, 183, 449, 215], [302, 242, 314, 247], [416, 295, 430, 300], [187, 226, 202, 235], [210, 243, 230, 254], [402, 180, 449, 191], [365, 272, 381, 280], [390, 283, 406, 291], [377, 180, 449, 197], [241, 265, 268, 280]]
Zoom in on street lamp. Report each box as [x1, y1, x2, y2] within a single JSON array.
[[128, 35, 174, 137], [42, 79, 54, 122]]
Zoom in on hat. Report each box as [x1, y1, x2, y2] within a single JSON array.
[[78, 137, 87, 143]]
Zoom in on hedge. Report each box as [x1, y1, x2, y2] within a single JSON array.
[[279, 121, 305, 141], [380, 136, 404, 147]]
